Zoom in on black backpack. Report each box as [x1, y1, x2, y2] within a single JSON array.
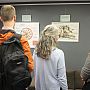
[[0, 30, 32, 90]]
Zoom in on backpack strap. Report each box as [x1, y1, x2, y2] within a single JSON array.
[[15, 34, 22, 41], [1, 29, 22, 51]]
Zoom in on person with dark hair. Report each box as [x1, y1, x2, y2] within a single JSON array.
[[33, 24, 68, 90]]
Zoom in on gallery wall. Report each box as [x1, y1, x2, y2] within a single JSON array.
[[1, 4, 90, 71]]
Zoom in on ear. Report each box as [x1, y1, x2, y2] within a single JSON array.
[[13, 15, 16, 21], [0, 16, 3, 22]]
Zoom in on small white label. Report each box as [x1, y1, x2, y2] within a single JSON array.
[[22, 15, 31, 22], [60, 15, 70, 22]]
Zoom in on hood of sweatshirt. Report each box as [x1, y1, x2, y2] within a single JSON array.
[[0, 30, 14, 44]]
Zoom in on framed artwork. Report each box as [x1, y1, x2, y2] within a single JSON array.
[[15, 22, 39, 48], [52, 22, 79, 42]]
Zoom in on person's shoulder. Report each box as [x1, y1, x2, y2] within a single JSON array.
[[53, 47, 64, 55], [86, 52, 90, 59], [55, 47, 64, 52], [20, 35, 28, 41], [88, 52, 90, 55]]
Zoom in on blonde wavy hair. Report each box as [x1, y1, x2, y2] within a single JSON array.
[[35, 24, 60, 59]]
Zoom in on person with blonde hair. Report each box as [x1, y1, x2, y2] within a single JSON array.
[[33, 24, 68, 90]]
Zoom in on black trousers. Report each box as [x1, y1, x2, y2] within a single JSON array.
[[60, 87, 62, 90], [82, 82, 90, 90]]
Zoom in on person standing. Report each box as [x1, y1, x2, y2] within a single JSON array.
[[0, 5, 34, 90], [81, 53, 90, 90], [33, 24, 68, 90]]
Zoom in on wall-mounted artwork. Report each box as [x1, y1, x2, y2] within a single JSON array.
[[15, 22, 39, 48], [52, 22, 79, 42]]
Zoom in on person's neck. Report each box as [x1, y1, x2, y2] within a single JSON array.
[[2, 20, 15, 30]]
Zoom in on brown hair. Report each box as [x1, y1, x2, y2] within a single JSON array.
[[35, 24, 60, 59], [0, 5, 16, 21]]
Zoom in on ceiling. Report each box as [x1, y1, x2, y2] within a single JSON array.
[[0, 0, 90, 5]]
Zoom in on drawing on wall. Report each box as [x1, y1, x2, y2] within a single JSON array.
[[21, 27, 33, 40], [52, 22, 79, 42], [15, 22, 39, 48]]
